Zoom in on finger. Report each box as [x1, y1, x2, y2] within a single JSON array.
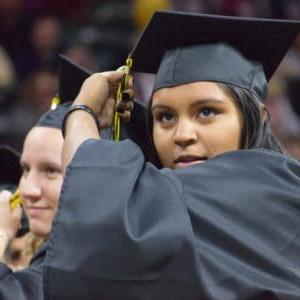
[[12, 205, 22, 220], [121, 89, 135, 102], [126, 75, 134, 89], [119, 110, 131, 124], [115, 65, 133, 88], [116, 65, 126, 72], [117, 101, 134, 113], [0, 190, 12, 203], [102, 71, 125, 84], [99, 97, 115, 128]]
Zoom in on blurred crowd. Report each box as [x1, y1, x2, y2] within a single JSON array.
[[0, 0, 299, 159]]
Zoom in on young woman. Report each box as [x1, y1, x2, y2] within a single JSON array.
[[0, 55, 132, 299], [0, 103, 68, 299], [44, 12, 300, 300]]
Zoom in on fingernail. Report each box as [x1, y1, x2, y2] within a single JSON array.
[[122, 92, 130, 101], [117, 107, 125, 113]]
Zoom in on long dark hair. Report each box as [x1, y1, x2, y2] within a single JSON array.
[[145, 82, 285, 167], [219, 83, 284, 153]]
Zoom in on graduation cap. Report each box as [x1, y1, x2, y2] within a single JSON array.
[[57, 54, 92, 103], [130, 11, 300, 101], [35, 54, 88, 129], [51, 54, 149, 150]]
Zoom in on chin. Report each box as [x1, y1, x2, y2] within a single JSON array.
[[30, 222, 50, 238]]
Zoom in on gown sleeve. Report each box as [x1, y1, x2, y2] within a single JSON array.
[[0, 243, 45, 300], [43, 139, 300, 300]]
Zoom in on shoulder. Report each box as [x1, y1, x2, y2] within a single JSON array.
[[69, 138, 145, 169], [0, 263, 11, 279], [174, 149, 300, 194]]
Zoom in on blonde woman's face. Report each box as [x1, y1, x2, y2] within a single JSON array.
[[19, 127, 63, 237], [151, 81, 243, 169]]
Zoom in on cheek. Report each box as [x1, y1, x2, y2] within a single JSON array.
[[225, 114, 243, 148], [208, 116, 242, 151], [45, 178, 63, 209], [153, 127, 170, 158], [29, 216, 52, 237]]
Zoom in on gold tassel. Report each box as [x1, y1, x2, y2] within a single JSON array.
[[112, 57, 133, 141]]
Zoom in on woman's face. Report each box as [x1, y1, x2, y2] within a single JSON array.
[[151, 81, 243, 169], [19, 127, 63, 237]]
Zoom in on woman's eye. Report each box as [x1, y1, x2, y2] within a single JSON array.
[[45, 167, 61, 177], [21, 165, 29, 176], [154, 112, 175, 123], [198, 107, 217, 118]]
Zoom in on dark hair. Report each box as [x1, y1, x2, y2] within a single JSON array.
[[219, 83, 285, 154], [145, 82, 285, 167]]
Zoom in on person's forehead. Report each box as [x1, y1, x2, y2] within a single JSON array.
[[23, 127, 63, 157], [151, 81, 240, 114], [152, 81, 229, 100]]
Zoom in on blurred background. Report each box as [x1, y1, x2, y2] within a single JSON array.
[[0, 0, 299, 159]]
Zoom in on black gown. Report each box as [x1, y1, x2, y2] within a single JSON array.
[[43, 139, 300, 300], [0, 243, 45, 299]]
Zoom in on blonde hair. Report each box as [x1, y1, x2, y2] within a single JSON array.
[[21, 232, 45, 265]]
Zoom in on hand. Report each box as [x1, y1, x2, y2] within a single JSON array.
[[73, 71, 135, 128], [0, 190, 22, 243]]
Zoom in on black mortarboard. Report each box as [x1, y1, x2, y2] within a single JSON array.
[[58, 54, 92, 103], [36, 102, 70, 129], [35, 54, 86, 129], [130, 11, 300, 101], [50, 54, 149, 147]]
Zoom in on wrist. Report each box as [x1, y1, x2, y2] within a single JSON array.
[[62, 104, 101, 138]]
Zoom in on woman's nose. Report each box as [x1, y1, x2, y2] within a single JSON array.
[[19, 172, 42, 201], [173, 119, 197, 147]]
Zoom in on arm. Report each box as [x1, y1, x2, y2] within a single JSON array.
[[44, 139, 196, 300], [0, 263, 43, 300], [44, 148, 300, 299], [62, 71, 127, 170]]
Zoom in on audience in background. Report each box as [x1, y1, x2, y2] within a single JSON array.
[[0, 0, 299, 161]]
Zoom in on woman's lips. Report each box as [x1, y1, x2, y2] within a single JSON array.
[[27, 207, 49, 217], [174, 156, 207, 169]]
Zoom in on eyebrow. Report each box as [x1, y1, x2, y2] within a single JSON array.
[[151, 98, 226, 111]]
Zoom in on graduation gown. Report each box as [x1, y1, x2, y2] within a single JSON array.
[[0, 243, 45, 299], [43, 139, 300, 300]]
